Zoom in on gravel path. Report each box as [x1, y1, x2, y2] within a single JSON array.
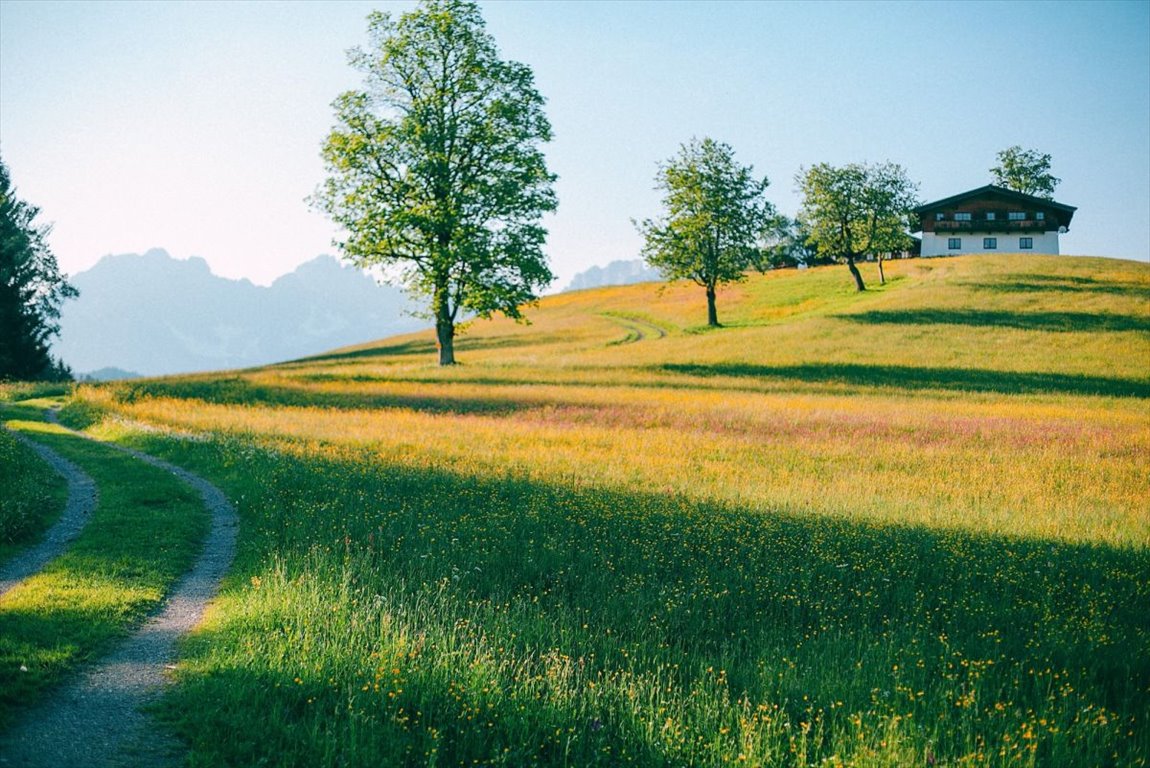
[[0, 416, 238, 767], [0, 430, 98, 598]]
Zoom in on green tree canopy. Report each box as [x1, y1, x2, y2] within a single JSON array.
[[990, 146, 1061, 199], [761, 215, 824, 270], [0, 157, 77, 381], [312, 0, 556, 365], [796, 161, 919, 291], [638, 137, 774, 327]]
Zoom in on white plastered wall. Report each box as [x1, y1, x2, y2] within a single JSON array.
[[920, 230, 1061, 257]]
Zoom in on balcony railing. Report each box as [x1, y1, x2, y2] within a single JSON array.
[[932, 219, 1049, 232]]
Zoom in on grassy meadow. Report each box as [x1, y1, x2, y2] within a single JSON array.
[[21, 253, 1150, 765], [0, 420, 67, 566]]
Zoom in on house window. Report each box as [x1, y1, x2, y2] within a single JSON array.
[[948, 238, 962, 250], [935, 213, 945, 221], [1020, 237, 1033, 249], [1036, 211, 1045, 221], [1008, 211, 1026, 221], [984, 237, 997, 249], [954, 212, 972, 221], [985, 212, 996, 221]]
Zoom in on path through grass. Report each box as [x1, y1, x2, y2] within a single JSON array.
[[54, 254, 1150, 766], [0, 405, 209, 731]]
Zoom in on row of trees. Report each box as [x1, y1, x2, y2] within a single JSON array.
[[316, 0, 1067, 353], [638, 144, 1063, 323], [5, 0, 1066, 373]]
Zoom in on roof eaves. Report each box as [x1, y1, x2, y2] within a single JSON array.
[[914, 184, 1076, 214]]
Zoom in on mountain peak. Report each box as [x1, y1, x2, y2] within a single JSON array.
[[57, 249, 421, 376]]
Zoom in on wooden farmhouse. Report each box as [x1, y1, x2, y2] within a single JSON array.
[[913, 185, 1076, 257]]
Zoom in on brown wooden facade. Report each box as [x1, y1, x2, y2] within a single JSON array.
[[913, 185, 1076, 235]]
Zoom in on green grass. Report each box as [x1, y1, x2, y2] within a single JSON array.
[[57, 254, 1150, 766], [0, 424, 68, 565], [0, 407, 209, 731]]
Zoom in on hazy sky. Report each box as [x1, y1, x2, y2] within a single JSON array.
[[1, 0, 1148, 289]]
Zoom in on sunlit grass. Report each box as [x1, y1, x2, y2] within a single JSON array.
[[58, 254, 1150, 765]]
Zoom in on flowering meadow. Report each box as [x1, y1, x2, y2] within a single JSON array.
[[59, 254, 1149, 766]]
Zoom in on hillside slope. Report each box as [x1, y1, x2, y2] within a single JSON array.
[[293, 253, 1150, 394], [56, 253, 1150, 766]]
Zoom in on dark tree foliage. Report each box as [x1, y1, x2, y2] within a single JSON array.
[[313, 0, 556, 365], [0, 157, 77, 381], [797, 162, 919, 291], [991, 146, 1061, 199], [761, 215, 825, 270]]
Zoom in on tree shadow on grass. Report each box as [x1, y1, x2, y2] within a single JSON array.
[[965, 274, 1150, 298], [291, 338, 438, 364], [139, 434, 1150, 766], [291, 332, 575, 366], [659, 362, 1150, 398], [838, 308, 1150, 333], [115, 377, 542, 416]]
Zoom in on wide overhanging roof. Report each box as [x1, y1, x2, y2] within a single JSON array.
[[914, 184, 1077, 216]]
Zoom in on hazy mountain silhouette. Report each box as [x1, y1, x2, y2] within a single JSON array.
[[563, 259, 662, 292], [79, 367, 143, 382], [56, 249, 423, 376]]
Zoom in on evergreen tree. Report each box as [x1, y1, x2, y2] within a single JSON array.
[[0, 157, 77, 380]]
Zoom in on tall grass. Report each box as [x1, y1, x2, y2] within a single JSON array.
[[0, 426, 67, 564], [58, 254, 1150, 766]]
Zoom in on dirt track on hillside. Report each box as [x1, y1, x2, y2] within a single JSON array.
[[0, 415, 238, 767]]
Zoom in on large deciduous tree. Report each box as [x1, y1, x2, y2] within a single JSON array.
[[796, 162, 919, 292], [312, 0, 556, 365], [0, 157, 77, 381], [638, 138, 774, 327], [990, 146, 1060, 199]]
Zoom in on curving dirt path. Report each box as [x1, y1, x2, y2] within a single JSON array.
[[0, 415, 238, 767], [602, 313, 669, 344], [0, 430, 98, 598]]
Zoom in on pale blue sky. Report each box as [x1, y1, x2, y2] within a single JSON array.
[[1, 0, 1147, 289]]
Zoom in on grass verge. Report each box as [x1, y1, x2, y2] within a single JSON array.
[[0, 426, 68, 567]]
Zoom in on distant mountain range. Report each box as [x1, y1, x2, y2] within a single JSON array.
[[56, 249, 423, 377], [563, 259, 662, 292]]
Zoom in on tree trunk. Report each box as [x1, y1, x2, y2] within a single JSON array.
[[846, 254, 866, 292], [877, 254, 886, 285], [433, 284, 456, 366], [706, 284, 719, 327], [436, 320, 455, 365]]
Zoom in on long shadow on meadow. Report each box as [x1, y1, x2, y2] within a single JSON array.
[[293, 331, 574, 366], [137, 433, 1150, 766], [660, 362, 1150, 398], [114, 377, 541, 416], [839, 308, 1150, 333], [965, 273, 1150, 298]]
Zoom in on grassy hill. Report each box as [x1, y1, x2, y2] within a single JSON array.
[[45, 254, 1150, 765]]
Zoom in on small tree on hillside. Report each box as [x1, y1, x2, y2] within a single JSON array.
[[991, 146, 1060, 199], [638, 137, 774, 327], [0, 157, 77, 381], [312, 0, 556, 365], [796, 161, 918, 291], [761, 215, 823, 270]]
